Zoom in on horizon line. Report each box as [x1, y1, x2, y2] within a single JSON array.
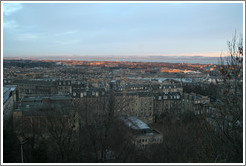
[[3, 53, 223, 58]]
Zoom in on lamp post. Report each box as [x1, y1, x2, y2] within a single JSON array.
[[20, 138, 28, 163]]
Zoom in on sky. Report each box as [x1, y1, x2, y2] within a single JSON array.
[[2, 2, 244, 58]]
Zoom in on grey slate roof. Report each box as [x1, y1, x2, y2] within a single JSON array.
[[121, 116, 150, 130], [3, 86, 17, 103]]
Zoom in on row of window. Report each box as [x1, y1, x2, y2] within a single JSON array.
[[72, 91, 106, 97], [159, 85, 178, 89], [158, 95, 180, 100], [137, 138, 162, 143], [58, 82, 71, 85]]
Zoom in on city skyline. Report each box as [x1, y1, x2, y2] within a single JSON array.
[[2, 2, 244, 58]]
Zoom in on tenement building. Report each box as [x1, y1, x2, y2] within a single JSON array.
[[182, 92, 210, 115], [114, 92, 154, 124], [13, 95, 79, 140], [4, 79, 58, 99], [153, 92, 182, 122], [72, 88, 108, 126]]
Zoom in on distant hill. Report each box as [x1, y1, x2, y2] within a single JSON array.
[[4, 55, 220, 64]]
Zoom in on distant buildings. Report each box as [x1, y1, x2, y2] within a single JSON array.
[[3, 59, 220, 149], [5, 74, 212, 129]]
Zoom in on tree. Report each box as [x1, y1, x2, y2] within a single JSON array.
[[211, 32, 243, 162], [45, 108, 79, 162], [12, 100, 80, 163]]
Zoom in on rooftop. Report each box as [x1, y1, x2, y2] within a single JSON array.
[[121, 116, 150, 130], [3, 85, 17, 103]]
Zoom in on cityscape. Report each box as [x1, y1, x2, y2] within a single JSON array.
[[2, 1, 244, 164]]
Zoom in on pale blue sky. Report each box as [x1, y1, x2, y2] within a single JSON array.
[[2, 2, 243, 57]]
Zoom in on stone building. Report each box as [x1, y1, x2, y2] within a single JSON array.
[[13, 95, 79, 140], [182, 93, 210, 115], [151, 79, 183, 94], [3, 85, 18, 125], [153, 92, 182, 122], [4, 79, 58, 99], [120, 116, 163, 150], [114, 92, 154, 124], [57, 80, 72, 95], [72, 88, 108, 126]]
